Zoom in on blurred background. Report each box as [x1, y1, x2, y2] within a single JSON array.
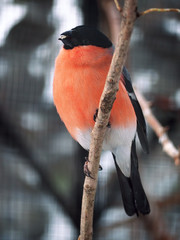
[[0, 0, 180, 239]]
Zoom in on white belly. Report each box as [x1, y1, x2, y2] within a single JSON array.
[[75, 124, 136, 151], [75, 124, 136, 177]]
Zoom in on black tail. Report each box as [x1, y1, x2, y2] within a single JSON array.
[[113, 139, 150, 216]]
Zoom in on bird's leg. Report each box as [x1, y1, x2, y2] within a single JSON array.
[[93, 108, 111, 128], [84, 157, 103, 178]]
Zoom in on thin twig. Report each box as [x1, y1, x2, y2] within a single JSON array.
[[114, 0, 122, 12], [138, 8, 180, 17], [79, 1, 138, 240], [135, 88, 180, 166]]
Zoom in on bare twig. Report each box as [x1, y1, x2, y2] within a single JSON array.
[[135, 89, 180, 166], [138, 8, 180, 17], [114, 0, 122, 12], [79, 1, 138, 239]]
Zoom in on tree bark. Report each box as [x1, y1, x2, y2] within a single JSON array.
[[79, 1, 138, 239]]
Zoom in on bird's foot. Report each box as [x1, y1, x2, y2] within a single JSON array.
[[84, 157, 103, 179], [84, 157, 94, 179]]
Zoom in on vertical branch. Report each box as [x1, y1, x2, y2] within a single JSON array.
[[79, 1, 138, 240]]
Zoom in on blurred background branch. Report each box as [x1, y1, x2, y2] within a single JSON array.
[[135, 89, 180, 166]]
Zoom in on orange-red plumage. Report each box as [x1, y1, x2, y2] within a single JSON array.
[[53, 45, 136, 139]]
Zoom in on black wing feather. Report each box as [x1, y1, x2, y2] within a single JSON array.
[[122, 67, 149, 153], [113, 154, 137, 216], [130, 139, 150, 214], [112, 139, 150, 216]]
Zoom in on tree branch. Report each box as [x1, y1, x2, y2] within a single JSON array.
[[138, 8, 180, 17], [114, 0, 122, 12], [79, 1, 137, 239], [134, 89, 180, 166]]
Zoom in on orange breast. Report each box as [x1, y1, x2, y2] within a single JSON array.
[[53, 46, 136, 139]]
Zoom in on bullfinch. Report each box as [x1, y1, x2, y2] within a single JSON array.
[[53, 25, 150, 216]]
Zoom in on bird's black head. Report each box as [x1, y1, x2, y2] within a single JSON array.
[[58, 25, 112, 49]]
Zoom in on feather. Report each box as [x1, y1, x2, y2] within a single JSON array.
[[122, 67, 149, 154], [113, 138, 150, 216]]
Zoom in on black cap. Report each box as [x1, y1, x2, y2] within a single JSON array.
[[58, 25, 112, 49]]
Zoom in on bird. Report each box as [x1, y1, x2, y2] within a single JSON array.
[[53, 25, 150, 216]]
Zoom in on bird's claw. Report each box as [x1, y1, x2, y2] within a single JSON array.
[[84, 158, 94, 179], [84, 157, 103, 178]]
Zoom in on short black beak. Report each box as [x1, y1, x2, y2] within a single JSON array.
[[58, 30, 72, 41], [58, 35, 67, 41]]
